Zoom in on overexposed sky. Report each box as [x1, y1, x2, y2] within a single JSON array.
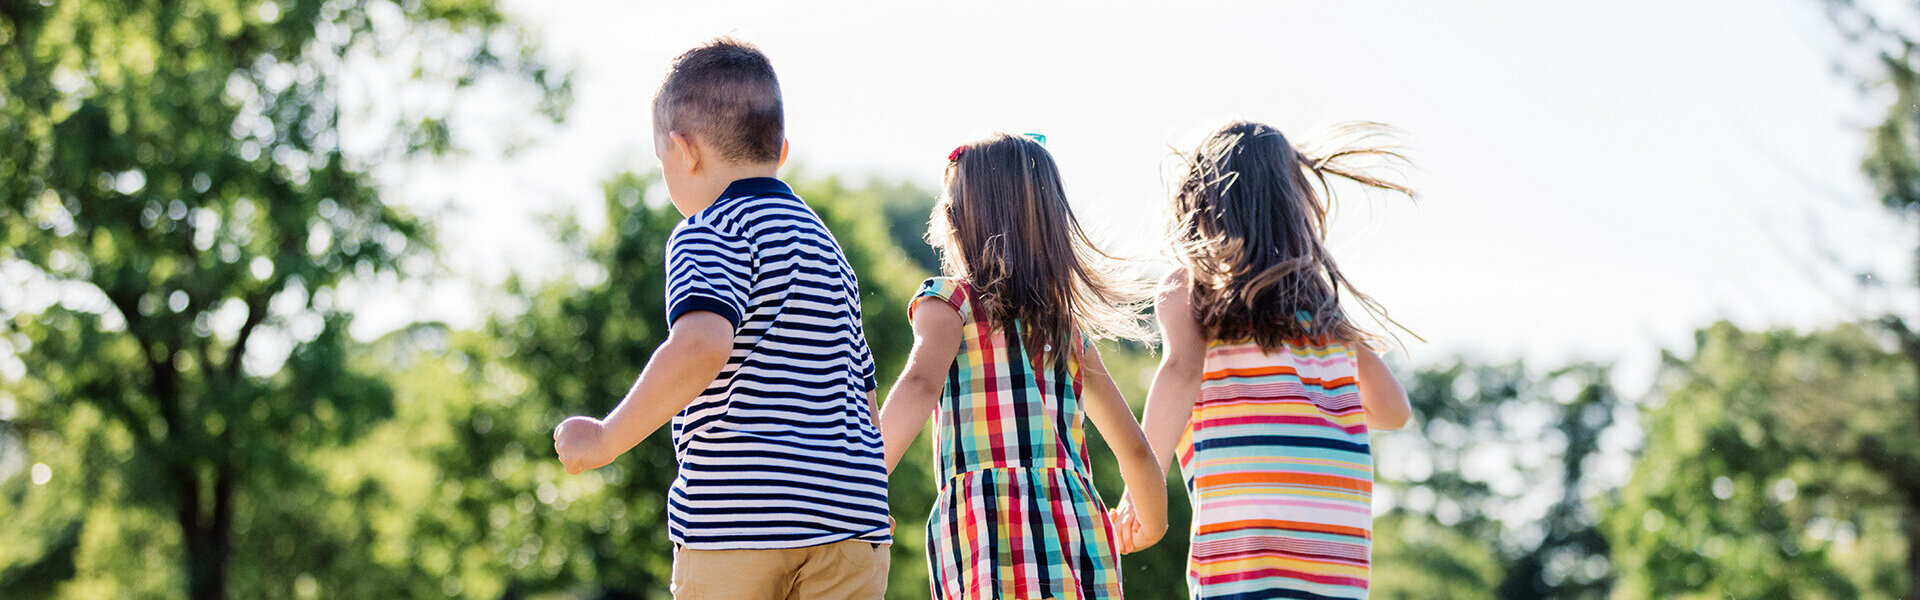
[[372, 0, 1911, 393]]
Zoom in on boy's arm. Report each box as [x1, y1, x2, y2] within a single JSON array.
[[879, 300, 962, 473], [554, 311, 734, 474], [1356, 345, 1412, 431]]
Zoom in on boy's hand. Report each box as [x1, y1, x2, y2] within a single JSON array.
[[554, 416, 614, 474]]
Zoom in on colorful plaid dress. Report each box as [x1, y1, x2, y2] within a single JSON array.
[[911, 277, 1124, 600], [1176, 339, 1373, 600]]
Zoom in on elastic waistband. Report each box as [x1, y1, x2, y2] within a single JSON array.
[[945, 464, 1080, 476], [935, 464, 1092, 494]]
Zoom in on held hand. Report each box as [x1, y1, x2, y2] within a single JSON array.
[[553, 416, 614, 474], [1109, 496, 1140, 555], [1113, 491, 1167, 554]]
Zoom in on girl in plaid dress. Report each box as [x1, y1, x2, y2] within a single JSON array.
[[878, 133, 1168, 600]]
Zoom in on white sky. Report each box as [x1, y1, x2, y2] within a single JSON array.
[[368, 0, 1912, 395]]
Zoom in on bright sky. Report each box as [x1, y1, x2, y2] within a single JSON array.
[[372, 0, 1911, 394]]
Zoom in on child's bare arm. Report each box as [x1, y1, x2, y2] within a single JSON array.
[[1355, 346, 1411, 431], [879, 300, 962, 473], [1141, 271, 1205, 477], [553, 311, 734, 474], [1082, 343, 1169, 552]]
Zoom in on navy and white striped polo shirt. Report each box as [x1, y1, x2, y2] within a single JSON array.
[[662, 177, 891, 550]]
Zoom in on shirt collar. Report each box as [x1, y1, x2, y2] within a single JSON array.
[[718, 177, 796, 202]]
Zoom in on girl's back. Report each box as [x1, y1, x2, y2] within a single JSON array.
[[913, 276, 1119, 600], [918, 276, 1093, 477], [1178, 338, 1372, 599], [1131, 120, 1414, 600], [877, 132, 1167, 600]]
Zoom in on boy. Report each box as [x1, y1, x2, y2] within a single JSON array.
[[552, 37, 890, 600]]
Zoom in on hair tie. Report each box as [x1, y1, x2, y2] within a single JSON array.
[[948, 146, 965, 162]]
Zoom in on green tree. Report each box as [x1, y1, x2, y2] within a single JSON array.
[[1371, 511, 1505, 600], [1606, 323, 1909, 599], [1370, 360, 1620, 600], [0, 0, 564, 597], [1807, 0, 1920, 591]]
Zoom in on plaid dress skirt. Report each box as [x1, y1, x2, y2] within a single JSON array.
[[911, 277, 1123, 600]]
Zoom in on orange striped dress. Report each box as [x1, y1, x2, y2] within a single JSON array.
[[1176, 339, 1373, 600]]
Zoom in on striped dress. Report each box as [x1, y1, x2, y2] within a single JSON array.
[[911, 277, 1124, 600], [1176, 339, 1373, 600]]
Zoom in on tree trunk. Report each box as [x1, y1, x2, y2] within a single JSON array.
[[1903, 416, 1920, 598], [1907, 487, 1920, 599], [177, 465, 231, 600], [1903, 233, 1920, 599], [209, 466, 233, 599], [176, 464, 221, 600]]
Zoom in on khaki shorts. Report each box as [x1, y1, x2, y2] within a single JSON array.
[[670, 539, 890, 600]]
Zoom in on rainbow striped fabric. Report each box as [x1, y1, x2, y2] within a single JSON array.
[[1176, 339, 1373, 600], [911, 277, 1124, 600]]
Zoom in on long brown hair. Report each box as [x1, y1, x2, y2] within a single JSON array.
[[930, 133, 1153, 364], [1171, 120, 1417, 350]]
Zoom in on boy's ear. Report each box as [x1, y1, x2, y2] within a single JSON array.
[[670, 131, 701, 174], [778, 139, 790, 169]]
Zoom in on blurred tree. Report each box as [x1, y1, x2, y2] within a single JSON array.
[[1808, 0, 1920, 592], [0, 0, 565, 598], [1370, 511, 1504, 600], [875, 178, 941, 274], [1606, 322, 1909, 599], [443, 170, 687, 598], [1372, 360, 1620, 600]]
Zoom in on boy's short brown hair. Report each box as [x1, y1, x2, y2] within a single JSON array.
[[653, 37, 784, 164]]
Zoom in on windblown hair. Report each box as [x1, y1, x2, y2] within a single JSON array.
[[930, 133, 1153, 365], [652, 36, 784, 163], [1171, 120, 1416, 351]]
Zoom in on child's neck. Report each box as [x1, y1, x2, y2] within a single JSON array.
[[682, 162, 782, 214]]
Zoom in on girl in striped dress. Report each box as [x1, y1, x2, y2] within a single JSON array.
[[878, 132, 1169, 600], [1116, 121, 1415, 600]]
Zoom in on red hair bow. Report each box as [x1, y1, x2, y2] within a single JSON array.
[[948, 146, 965, 162]]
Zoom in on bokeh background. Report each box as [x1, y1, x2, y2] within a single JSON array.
[[2, 1, 1916, 598]]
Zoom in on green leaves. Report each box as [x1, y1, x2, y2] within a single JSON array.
[[1372, 360, 1620, 600], [1607, 322, 1912, 600], [0, 0, 564, 597]]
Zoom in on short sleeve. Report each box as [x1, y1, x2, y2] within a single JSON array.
[[907, 277, 967, 322], [854, 300, 877, 390], [857, 342, 877, 391], [665, 221, 752, 329]]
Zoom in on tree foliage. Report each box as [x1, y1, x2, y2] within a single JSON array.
[[1808, 1, 1920, 592], [1607, 322, 1911, 599], [0, 0, 563, 597], [1370, 359, 1620, 600]]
